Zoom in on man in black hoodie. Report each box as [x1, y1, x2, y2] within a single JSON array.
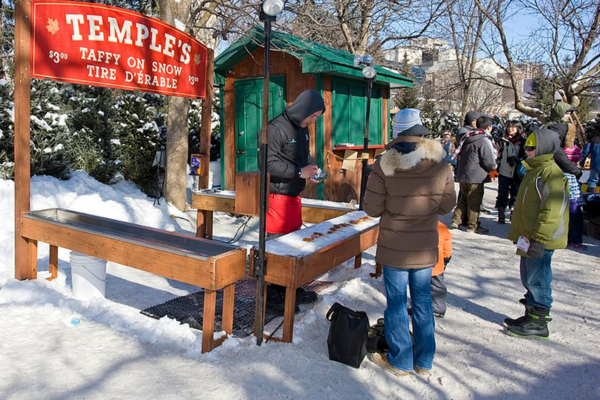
[[543, 101, 582, 178], [264, 89, 326, 311]]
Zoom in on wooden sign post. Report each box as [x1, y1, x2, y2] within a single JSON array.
[[14, 0, 35, 280]]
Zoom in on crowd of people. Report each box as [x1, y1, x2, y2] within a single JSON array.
[[263, 90, 596, 377]]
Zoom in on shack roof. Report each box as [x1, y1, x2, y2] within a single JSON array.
[[214, 26, 413, 89]]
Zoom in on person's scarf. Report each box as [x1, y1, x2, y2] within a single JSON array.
[[451, 129, 498, 161]]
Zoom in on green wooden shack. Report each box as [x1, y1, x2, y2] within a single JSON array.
[[214, 26, 412, 202]]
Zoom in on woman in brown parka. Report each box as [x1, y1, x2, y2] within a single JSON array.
[[363, 110, 456, 376]]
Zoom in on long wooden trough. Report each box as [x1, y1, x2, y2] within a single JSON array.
[[21, 208, 247, 353], [251, 210, 380, 343]]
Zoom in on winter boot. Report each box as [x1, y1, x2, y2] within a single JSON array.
[[367, 318, 389, 354], [498, 208, 506, 224], [506, 308, 552, 339], [503, 302, 533, 328]]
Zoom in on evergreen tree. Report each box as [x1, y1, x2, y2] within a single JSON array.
[[29, 79, 71, 179], [1, 78, 71, 180], [444, 112, 461, 134], [421, 99, 443, 137], [66, 86, 119, 183], [188, 98, 203, 159], [531, 67, 559, 117], [0, 77, 13, 178], [188, 91, 221, 162], [394, 54, 420, 109], [112, 91, 167, 196], [1, 0, 14, 81]]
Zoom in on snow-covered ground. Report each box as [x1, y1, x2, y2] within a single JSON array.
[[1, 172, 599, 400]]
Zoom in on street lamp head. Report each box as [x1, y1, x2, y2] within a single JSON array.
[[353, 55, 363, 67], [262, 0, 285, 17], [362, 66, 377, 80], [362, 55, 373, 66]]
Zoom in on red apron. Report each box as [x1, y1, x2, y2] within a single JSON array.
[[266, 193, 302, 234]]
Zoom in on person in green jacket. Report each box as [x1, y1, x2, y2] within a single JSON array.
[[504, 128, 569, 339]]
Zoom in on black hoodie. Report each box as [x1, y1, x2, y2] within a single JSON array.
[[266, 90, 326, 197], [537, 127, 581, 177]]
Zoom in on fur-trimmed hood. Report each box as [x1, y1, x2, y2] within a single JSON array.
[[380, 138, 446, 176]]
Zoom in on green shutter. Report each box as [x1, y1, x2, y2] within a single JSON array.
[[332, 78, 382, 146]]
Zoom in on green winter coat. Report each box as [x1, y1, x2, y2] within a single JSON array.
[[508, 154, 569, 256]]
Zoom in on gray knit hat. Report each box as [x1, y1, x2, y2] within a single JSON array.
[[392, 108, 422, 138]]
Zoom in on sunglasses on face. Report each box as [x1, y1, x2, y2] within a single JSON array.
[[525, 146, 536, 151]]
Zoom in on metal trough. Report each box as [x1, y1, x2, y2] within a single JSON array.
[[25, 208, 236, 260]]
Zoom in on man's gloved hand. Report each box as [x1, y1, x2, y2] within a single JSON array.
[[527, 240, 546, 258], [569, 200, 579, 213], [508, 156, 518, 167]]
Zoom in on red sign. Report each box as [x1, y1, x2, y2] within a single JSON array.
[[30, 1, 207, 99]]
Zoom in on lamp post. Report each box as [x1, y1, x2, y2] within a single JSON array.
[[354, 55, 377, 210], [255, 0, 284, 346]]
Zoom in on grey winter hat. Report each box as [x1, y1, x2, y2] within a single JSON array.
[[392, 108, 422, 138], [464, 111, 482, 126], [528, 128, 560, 156]]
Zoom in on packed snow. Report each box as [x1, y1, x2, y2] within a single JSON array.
[[1, 171, 599, 399]]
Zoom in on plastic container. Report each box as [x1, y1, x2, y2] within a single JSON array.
[[70, 251, 107, 299]]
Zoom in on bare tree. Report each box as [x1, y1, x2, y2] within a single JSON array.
[[528, 0, 600, 102], [433, 0, 490, 119], [475, 0, 600, 118], [281, 0, 446, 57]]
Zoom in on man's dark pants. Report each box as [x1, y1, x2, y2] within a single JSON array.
[[452, 183, 484, 230]]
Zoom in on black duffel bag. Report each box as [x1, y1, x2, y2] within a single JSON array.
[[326, 303, 369, 368]]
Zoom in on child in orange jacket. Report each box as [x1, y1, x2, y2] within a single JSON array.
[[432, 221, 452, 318]]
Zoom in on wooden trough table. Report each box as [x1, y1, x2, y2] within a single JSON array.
[[21, 208, 247, 353], [250, 210, 379, 343]]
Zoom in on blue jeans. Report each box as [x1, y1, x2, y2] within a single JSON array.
[[587, 169, 599, 191], [383, 266, 435, 371], [519, 250, 554, 311], [568, 206, 584, 244]]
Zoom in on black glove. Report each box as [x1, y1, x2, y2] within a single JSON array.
[[527, 240, 546, 258], [443, 256, 451, 266], [508, 156, 518, 167]]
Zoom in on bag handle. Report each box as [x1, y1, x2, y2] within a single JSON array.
[[326, 302, 343, 321], [327, 302, 367, 321]]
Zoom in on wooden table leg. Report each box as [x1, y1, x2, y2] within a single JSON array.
[[354, 253, 362, 269], [370, 262, 383, 278], [202, 289, 217, 353], [48, 245, 58, 280], [196, 210, 214, 239], [281, 286, 297, 343], [221, 283, 235, 334]]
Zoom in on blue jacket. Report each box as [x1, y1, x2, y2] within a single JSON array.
[[581, 136, 600, 171]]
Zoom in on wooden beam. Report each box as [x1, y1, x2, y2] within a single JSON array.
[[14, 0, 35, 280], [198, 48, 215, 190]]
